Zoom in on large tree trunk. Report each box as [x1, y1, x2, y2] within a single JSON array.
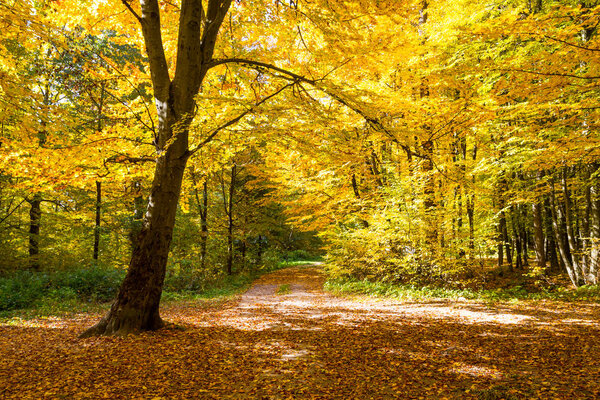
[[82, 0, 232, 337], [81, 148, 189, 337]]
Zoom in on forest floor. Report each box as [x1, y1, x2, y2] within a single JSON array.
[[1, 265, 599, 399]]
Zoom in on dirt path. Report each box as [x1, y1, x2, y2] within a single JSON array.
[[1, 265, 600, 399]]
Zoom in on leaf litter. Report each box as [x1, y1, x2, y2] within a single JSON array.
[[1, 266, 599, 399]]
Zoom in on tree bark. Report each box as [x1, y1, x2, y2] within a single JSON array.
[[549, 175, 581, 287], [28, 194, 41, 270], [532, 197, 546, 271], [93, 181, 101, 260], [226, 163, 236, 275], [561, 169, 584, 284], [93, 83, 104, 261], [192, 172, 209, 270], [82, 0, 233, 337], [466, 143, 477, 254], [590, 180, 600, 283], [200, 180, 209, 270]]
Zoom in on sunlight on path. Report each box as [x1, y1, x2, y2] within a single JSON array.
[[1, 265, 599, 399]]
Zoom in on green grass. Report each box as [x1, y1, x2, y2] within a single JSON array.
[[324, 278, 600, 303]]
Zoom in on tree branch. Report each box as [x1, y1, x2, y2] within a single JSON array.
[[0, 199, 26, 226], [499, 68, 600, 80], [208, 57, 429, 159], [121, 0, 142, 22], [543, 34, 600, 52], [188, 81, 297, 155], [139, 0, 171, 99]]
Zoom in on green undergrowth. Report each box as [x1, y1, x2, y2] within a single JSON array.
[[324, 278, 600, 303], [0, 258, 318, 320]]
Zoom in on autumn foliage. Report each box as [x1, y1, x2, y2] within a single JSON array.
[[0, 0, 598, 339]]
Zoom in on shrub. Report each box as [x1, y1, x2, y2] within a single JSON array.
[[51, 266, 125, 302], [0, 271, 48, 311]]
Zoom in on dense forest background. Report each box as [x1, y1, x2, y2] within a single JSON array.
[[1, 0, 599, 318]]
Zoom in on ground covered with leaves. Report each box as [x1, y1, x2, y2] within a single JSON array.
[[1, 265, 599, 399]]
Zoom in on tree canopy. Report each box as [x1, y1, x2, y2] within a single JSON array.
[[0, 0, 599, 335]]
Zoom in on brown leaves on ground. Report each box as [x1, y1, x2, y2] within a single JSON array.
[[1, 266, 599, 399]]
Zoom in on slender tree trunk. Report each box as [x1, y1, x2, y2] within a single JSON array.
[[467, 143, 477, 255], [130, 181, 145, 247], [200, 180, 208, 270], [561, 169, 584, 284], [520, 204, 529, 267], [257, 235, 264, 264], [533, 198, 546, 271], [93, 181, 101, 260], [590, 180, 600, 283], [417, 1, 437, 251], [93, 83, 104, 261], [511, 206, 522, 270], [192, 173, 209, 270], [544, 197, 560, 272], [550, 176, 580, 286], [29, 76, 50, 270], [227, 164, 236, 275], [497, 182, 512, 271], [28, 194, 41, 270], [502, 210, 512, 271]]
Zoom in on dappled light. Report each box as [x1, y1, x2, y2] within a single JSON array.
[[2, 0, 600, 397], [1, 266, 599, 399]]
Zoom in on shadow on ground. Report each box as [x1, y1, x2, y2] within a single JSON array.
[[1, 266, 599, 399]]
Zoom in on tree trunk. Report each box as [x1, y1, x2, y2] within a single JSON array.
[[544, 197, 560, 272], [93, 83, 104, 261], [520, 204, 529, 268], [28, 194, 41, 270], [549, 175, 581, 287], [192, 172, 209, 270], [93, 181, 101, 260], [532, 198, 546, 271], [511, 206, 522, 270], [226, 163, 236, 276], [497, 183, 512, 271], [129, 181, 145, 248], [200, 180, 208, 270], [417, 1, 437, 251], [561, 169, 584, 284], [590, 180, 600, 283], [81, 150, 189, 337], [466, 142, 477, 255], [82, 0, 233, 336], [257, 235, 264, 264]]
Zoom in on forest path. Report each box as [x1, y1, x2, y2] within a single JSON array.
[[1, 265, 600, 399]]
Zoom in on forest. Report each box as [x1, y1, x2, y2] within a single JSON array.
[[1, 0, 600, 398]]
